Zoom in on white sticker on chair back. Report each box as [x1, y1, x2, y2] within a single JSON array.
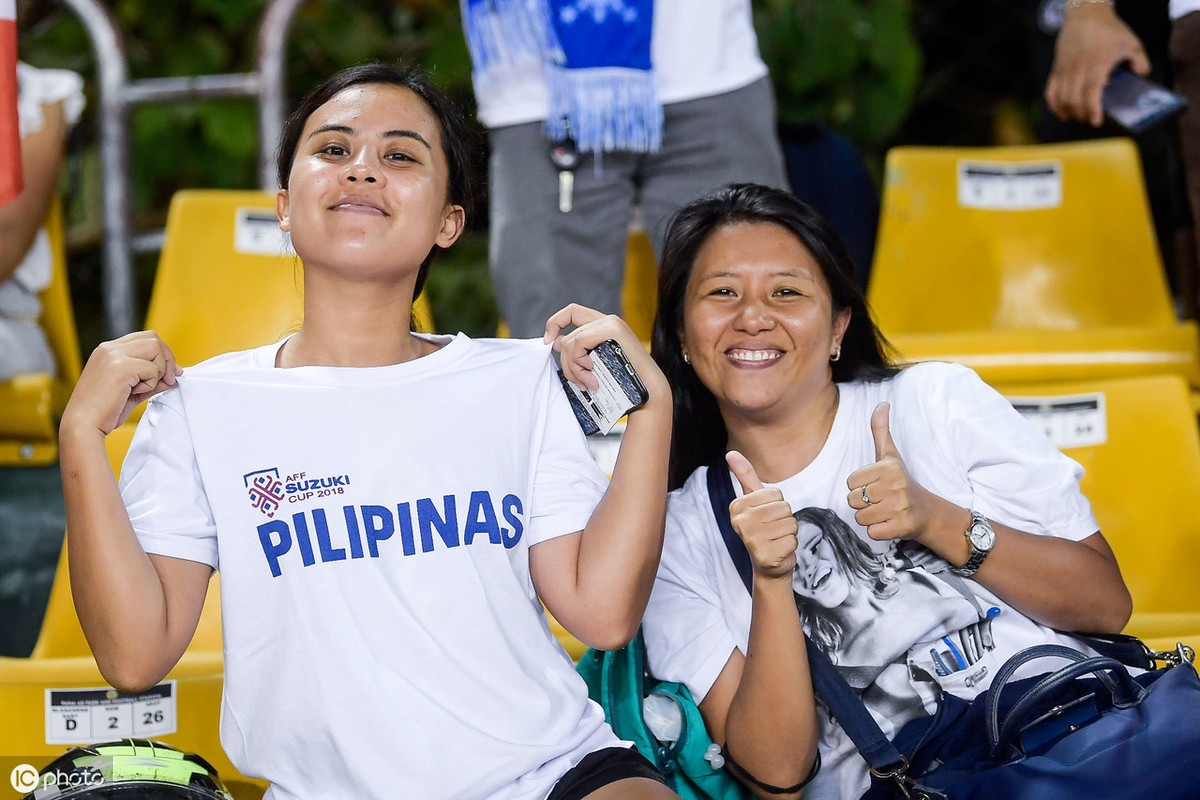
[[233, 208, 296, 257], [1006, 392, 1107, 449], [958, 160, 1063, 210], [44, 681, 177, 744]]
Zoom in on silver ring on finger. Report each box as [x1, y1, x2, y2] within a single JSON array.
[[861, 485, 871, 505]]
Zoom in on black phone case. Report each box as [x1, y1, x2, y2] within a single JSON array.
[[558, 340, 649, 435], [1102, 67, 1188, 134]]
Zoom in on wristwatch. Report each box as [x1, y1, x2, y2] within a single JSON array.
[[949, 510, 995, 578]]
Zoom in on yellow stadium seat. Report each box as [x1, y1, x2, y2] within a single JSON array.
[[549, 615, 588, 663], [997, 373, 1200, 646], [0, 198, 82, 465], [869, 139, 1200, 389], [621, 229, 657, 345], [144, 189, 305, 365]]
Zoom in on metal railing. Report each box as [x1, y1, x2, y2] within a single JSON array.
[[58, 0, 307, 337]]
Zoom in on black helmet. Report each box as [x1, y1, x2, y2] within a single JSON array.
[[19, 739, 233, 799]]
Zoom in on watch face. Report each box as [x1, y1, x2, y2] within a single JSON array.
[[969, 519, 996, 550]]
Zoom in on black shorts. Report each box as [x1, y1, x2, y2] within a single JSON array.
[[546, 746, 668, 800]]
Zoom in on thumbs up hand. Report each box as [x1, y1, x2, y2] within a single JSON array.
[[870, 400, 901, 462], [727, 451, 799, 580], [846, 402, 945, 546]]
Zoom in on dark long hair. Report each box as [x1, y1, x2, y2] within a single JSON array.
[[652, 183, 898, 489], [275, 61, 476, 302]]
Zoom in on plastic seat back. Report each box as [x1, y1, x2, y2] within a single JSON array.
[[144, 190, 305, 367], [40, 196, 82, 395], [26, 537, 91, 660], [869, 139, 1176, 334], [0, 198, 82, 464], [621, 230, 657, 345], [999, 374, 1200, 620]]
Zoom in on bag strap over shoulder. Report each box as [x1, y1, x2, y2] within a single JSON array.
[[1073, 631, 1159, 670], [705, 461, 755, 596]]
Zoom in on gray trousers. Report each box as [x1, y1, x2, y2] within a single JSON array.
[[487, 77, 788, 337]]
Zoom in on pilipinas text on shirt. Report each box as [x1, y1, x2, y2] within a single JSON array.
[[256, 491, 525, 577]]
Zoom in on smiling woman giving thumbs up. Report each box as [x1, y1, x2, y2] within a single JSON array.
[[639, 183, 1132, 800]]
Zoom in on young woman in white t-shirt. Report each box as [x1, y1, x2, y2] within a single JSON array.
[[640, 182, 1133, 799], [59, 63, 679, 800]]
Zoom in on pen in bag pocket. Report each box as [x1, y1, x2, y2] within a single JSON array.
[[941, 636, 968, 670], [960, 627, 980, 665], [980, 607, 1000, 650]]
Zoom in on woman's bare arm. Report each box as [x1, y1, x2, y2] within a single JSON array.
[[529, 306, 673, 650], [849, 403, 1132, 634], [60, 331, 210, 691]]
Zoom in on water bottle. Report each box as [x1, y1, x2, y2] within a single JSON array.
[[642, 694, 683, 745]]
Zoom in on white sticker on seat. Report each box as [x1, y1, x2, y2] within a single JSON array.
[[958, 161, 1062, 210], [234, 208, 296, 256], [44, 681, 177, 744], [1006, 392, 1106, 448]]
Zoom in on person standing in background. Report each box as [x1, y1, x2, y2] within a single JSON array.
[[462, 0, 788, 338]]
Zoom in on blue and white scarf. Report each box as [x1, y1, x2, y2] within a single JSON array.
[[463, 0, 661, 153]]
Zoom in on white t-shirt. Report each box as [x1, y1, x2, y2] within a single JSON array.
[[642, 362, 1101, 800], [1172, 0, 1200, 20], [473, 0, 768, 129], [121, 334, 621, 800]]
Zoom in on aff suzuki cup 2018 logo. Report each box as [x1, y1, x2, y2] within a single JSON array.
[[244, 467, 354, 517], [244, 468, 285, 518]]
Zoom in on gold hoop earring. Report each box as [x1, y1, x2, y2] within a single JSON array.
[[831, 346, 841, 363]]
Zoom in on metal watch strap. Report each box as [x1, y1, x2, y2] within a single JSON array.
[[950, 510, 992, 577], [951, 546, 989, 577]]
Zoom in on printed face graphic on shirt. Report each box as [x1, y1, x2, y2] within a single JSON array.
[[793, 519, 851, 609]]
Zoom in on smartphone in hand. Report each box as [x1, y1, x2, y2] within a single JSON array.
[[1102, 66, 1188, 134], [558, 339, 650, 435]]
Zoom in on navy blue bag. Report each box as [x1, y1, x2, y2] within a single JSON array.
[[706, 459, 1200, 800], [857, 639, 1200, 800]]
